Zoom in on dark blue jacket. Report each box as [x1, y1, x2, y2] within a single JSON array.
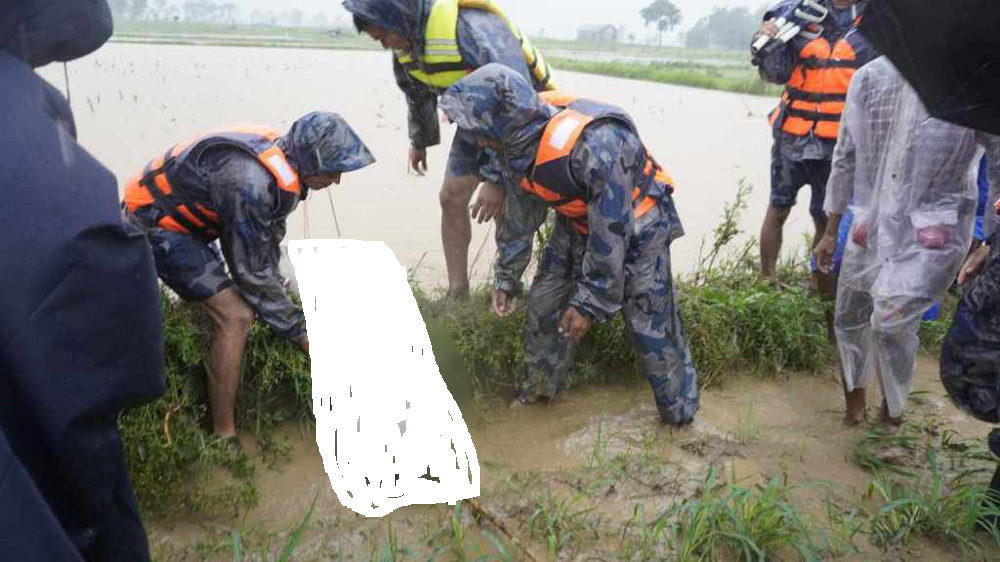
[[1, 0, 165, 556], [0, 426, 83, 559]]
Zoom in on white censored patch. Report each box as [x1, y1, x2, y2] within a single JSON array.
[[287, 239, 481, 518]]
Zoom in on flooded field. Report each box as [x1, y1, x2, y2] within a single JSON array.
[[37, 43, 814, 291]]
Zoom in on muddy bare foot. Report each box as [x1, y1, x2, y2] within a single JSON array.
[[878, 406, 904, 430], [843, 389, 867, 426], [842, 411, 867, 427]]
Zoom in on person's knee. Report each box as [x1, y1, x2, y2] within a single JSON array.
[[527, 281, 569, 327], [762, 205, 792, 234], [205, 292, 254, 334], [526, 292, 556, 328], [229, 304, 255, 332], [439, 175, 477, 211], [767, 205, 792, 224], [225, 301, 255, 333]]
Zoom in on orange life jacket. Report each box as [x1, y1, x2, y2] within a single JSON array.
[[527, 92, 673, 235], [122, 126, 301, 239], [770, 16, 871, 140]]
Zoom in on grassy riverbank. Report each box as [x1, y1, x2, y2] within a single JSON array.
[[547, 56, 782, 96]]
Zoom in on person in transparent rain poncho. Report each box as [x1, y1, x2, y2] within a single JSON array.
[[814, 56, 996, 426]]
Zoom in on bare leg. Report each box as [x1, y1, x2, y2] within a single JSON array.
[[832, 280, 871, 426], [439, 173, 480, 296], [200, 287, 255, 437], [825, 273, 866, 426], [760, 204, 791, 283], [843, 388, 867, 426], [810, 214, 828, 290]]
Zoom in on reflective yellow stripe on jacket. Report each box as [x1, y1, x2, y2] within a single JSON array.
[[397, 0, 555, 91]]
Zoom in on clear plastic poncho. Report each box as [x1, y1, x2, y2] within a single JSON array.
[[825, 56, 983, 301], [825, 56, 988, 418]]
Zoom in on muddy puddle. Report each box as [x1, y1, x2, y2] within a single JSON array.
[[37, 43, 814, 292], [146, 356, 1000, 561]]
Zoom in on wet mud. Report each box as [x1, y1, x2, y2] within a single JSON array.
[[147, 357, 1000, 561]]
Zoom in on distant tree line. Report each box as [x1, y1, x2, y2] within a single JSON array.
[[107, 0, 337, 27], [637, 0, 769, 51], [640, 0, 683, 47], [684, 5, 768, 51]]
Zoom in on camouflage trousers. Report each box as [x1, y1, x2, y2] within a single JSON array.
[[520, 203, 700, 425]]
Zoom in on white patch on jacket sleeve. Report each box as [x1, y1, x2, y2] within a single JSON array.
[[287, 239, 481, 518], [548, 117, 580, 151]]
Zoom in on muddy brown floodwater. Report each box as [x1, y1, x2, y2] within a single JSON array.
[[35, 45, 999, 560], [38, 43, 815, 292]]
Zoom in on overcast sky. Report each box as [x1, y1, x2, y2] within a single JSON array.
[[231, 0, 764, 41]]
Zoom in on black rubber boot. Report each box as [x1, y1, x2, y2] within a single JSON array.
[[989, 428, 1000, 458]]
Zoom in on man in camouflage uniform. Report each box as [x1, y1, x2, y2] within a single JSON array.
[[343, 0, 554, 297], [438, 64, 699, 425], [122, 112, 375, 438]]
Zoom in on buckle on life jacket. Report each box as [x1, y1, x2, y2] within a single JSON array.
[[140, 148, 219, 240]]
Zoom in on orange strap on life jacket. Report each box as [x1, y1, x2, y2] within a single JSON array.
[[122, 125, 300, 237], [538, 90, 582, 108], [520, 106, 666, 235]]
